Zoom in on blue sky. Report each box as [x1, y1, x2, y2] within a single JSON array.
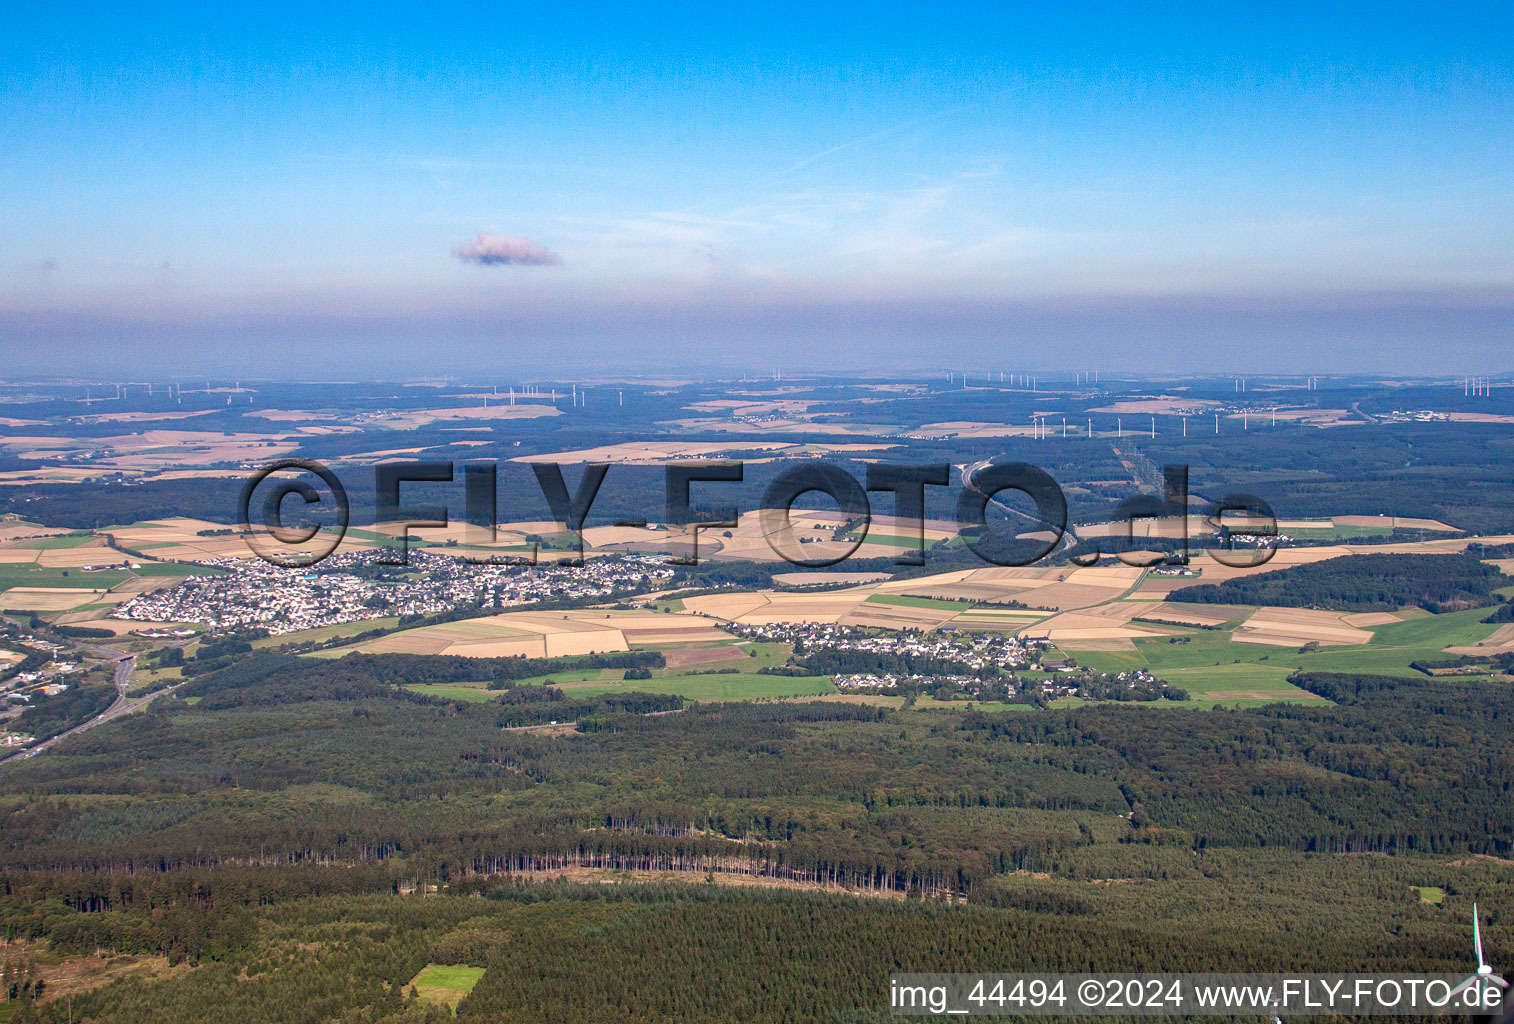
[[2, 3, 1512, 375]]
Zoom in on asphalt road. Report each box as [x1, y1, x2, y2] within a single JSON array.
[[0, 631, 190, 765], [958, 458, 1083, 547]]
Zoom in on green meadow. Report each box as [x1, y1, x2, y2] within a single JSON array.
[[1073, 605, 1507, 705], [866, 593, 974, 611], [408, 964, 486, 1010]]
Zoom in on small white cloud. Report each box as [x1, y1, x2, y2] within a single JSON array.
[[451, 233, 561, 267]]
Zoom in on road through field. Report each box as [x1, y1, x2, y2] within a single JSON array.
[[0, 623, 190, 765]]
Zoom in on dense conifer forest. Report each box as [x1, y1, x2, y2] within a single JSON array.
[[1170, 553, 1504, 612], [1, 648, 1512, 1021]]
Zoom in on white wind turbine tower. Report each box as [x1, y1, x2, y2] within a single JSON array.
[[1446, 903, 1508, 1008]]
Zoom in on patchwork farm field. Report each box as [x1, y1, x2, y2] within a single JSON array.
[[1075, 604, 1511, 702], [399, 641, 829, 703]]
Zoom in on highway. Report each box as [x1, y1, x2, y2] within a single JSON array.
[[957, 458, 1083, 548], [0, 626, 189, 765]]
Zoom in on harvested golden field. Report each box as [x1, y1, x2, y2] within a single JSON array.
[[1128, 602, 1236, 627], [662, 646, 750, 669], [581, 524, 678, 548], [1053, 636, 1143, 651], [617, 628, 729, 647], [0, 436, 84, 453], [1066, 566, 1146, 587], [95, 430, 302, 471], [582, 611, 729, 646], [1342, 611, 1404, 627], [840, 604, 960, 629], [514, 441, 790, 464], [74, 409, 217, 423], [1088, 397, 1222, 414], [1274, 519, 1335, 531], [1333, 514, 1456, 531], [700, 508, 857, 563], [0, 522, 73, 543], [1227, 407, 1354, 426], [665, 417, 881, 436], [1079, 515, 1206, 540], [950, 608, 1048, 623], [906, 421, 1037, 438], [0, 587, 110, 610], [103, 517, 416, 563], [682, 398, 817, 416], [1009, 583, 1125, 610], [34, 539, 117, 567], [1445, 412, 1514, 424], [720, 592, 867, 625], [0, 430, 303, 478], [338, 609, 724, 659], [254, 409, 344, 421], [1020, 601, 1170, 648], [363, 404, 560, 429], [543, 631, 633, 657], [681, 593, 773, 620], [874, 566, 1137, 611], [884, 582, 1014, 602], [355, 631, 454, 655], [771, 571, 891, 586], [51, 614, 186, 635], [1232, 607, 1378, 647], [1445, 623, 1514, 657], [140, 469, 253, 481], [0, 467, 127, 484]]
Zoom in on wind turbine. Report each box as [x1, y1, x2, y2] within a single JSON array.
[[1446, 903, 1508, 1009]]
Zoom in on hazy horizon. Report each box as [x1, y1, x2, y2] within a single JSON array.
[[4, 3, 1512, 375]]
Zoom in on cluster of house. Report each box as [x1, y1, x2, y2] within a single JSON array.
[[726, 620, 1050, 672], [831, 671, 983, 692], [0, 630, 82, 747], [0, 632, 74, 690], [111, 550, 676, 636], [835, 664, 1171, 702], [6, 634, 64, 656], [3, 680, 71, 702]]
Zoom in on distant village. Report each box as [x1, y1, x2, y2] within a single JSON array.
[[112, 550, 677, 635], [728, 620, 1050, 671], [727, 621, 1182, 703]]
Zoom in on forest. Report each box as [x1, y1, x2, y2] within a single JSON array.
[[1169, 552, 1505, 612], [0, 647, 1511, 1020]]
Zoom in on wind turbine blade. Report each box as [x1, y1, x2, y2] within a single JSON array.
[[1490, 974, 1509, 991], [1475, 903, 1486, 969], [1446, 975, 1481, 1000]]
